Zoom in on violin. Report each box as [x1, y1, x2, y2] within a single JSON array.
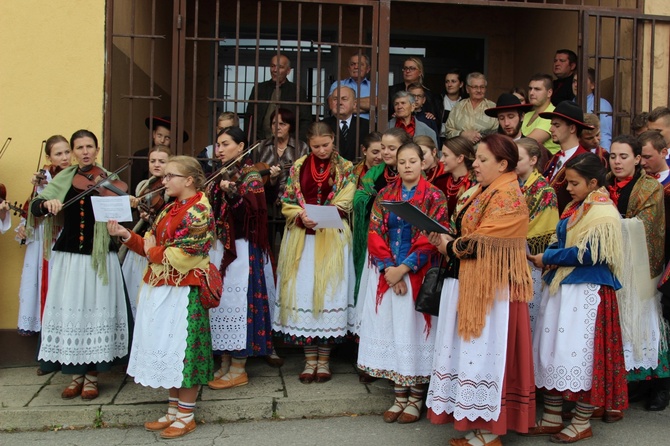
[[57, 163, 131, 213], [0, 183, 27, 218], [73, 165, 128, 196], [136, 176, 165, 224]]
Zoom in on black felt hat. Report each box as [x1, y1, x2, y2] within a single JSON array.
[[538, 101, 594, 130], [484, 93, 533, 118], [144, 116, 190, 143]]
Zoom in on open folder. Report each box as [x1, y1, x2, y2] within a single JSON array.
[[380, 201, 450, 234]]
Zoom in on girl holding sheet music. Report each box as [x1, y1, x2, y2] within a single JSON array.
[[273, 122, 355, 384], [357, 142, 447, 424]]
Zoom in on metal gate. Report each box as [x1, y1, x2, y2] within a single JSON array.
[[578, 10, 670, 137], [104, 0, 383, 170]]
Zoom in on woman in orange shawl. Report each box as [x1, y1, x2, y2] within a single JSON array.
[[425, 134, 535, 446]]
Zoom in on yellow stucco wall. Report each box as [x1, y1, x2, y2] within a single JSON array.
[[0, 1, 106, 329]]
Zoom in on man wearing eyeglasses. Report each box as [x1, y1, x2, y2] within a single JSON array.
[[444, 72, 498, 143]]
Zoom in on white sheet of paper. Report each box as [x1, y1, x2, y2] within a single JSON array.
[[304, 204, 345, 230], [90, 195, 133, 222]]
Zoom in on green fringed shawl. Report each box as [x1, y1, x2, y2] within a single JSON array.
[[352, 162, 388, 303]]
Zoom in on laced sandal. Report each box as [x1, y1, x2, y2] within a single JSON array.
[[159, 417, 197, 439], [80, 374, 99, 400], [299, 362, 317, 384], [522, 408, 565, 436], [397, 398, 422, 424], [450, 431, 503, 446], [315, 360, 331, 383], [61, 375, 84, 400], [383, 399, 407, 423], [550, 423, 593, 444], [208, 371, 248, 390], [144, 414, 176, 431]]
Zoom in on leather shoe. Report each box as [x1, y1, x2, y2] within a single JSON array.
[[207, 372, 248, 390], [521, 422, 565, 436], [603, 410, 624, 423], [61, 376, 84, 400], [450, 435, 502, 446], [264, 354, 284, 368], [646, 389, 670, 411], [144, 416, 175, 431], [550, 426, 593, 444], [159, 418, 196, 439]]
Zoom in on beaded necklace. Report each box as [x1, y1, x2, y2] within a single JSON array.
[[383, 165, 398, 183], [446, 174, 468, 198], [310, 155, 331, 205]]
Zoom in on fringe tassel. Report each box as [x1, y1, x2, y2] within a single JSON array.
[[454, 234, 531, 341], [91, 221, 111, 285], [549, 221, 623, 295]]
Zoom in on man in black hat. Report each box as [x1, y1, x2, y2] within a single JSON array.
[[485, 93, 533, 140], [540, 101, 595, 212], [130, 116, 189, 193]]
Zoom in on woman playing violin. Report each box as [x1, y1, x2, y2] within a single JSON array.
[[207, 126, 275, 390], [123, 144, 172, 317], [16, 135, 71, 337], [30, 129, 130, 401]]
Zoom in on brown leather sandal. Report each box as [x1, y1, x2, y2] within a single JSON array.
[[522, 407, 565, 436], [299, 362, 317, 384], [61, 375, 84, 400]]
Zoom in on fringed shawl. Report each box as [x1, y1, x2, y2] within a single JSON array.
[[452, 171, 533, 340], [624, 175, 665, 277], [145, 192, 214, 286], [547, 187, 624, 295], [29, 164, 114, 284], [521, 170, 559, 255], [277, 152, 355, 325], [367, 177, 447, 332], [353, 162, 392, 302], [207, 159, 269, 276]]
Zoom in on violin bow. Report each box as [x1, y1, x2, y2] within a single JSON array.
[[204, 142, 261, 187], [58, 162, 132, 211], [0, 137, 12, 161]]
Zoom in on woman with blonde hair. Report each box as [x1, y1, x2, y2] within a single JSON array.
[[108, 155, 214, 439], [273, 122, 355, 383]]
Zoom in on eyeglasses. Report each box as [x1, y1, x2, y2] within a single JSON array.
[[467, 85, 486, 90], [163, 173, 187, 181], [402, 66, 418, 72]]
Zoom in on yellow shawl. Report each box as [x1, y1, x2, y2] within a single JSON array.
[[453, 171, 532, 340], [521, 169, 559, 255], [548, 187, 624, 295], [277, 153, 355, 325]]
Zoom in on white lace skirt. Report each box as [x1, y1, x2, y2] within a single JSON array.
[[357, 266, 436, 386], [121, 250, 148, 319], [38, 251, 129, 365], [209, 239, 248, 352], [272, 231, 355, 340], [17, 224, 46, 333], [127, 285, 189, 388], [533, 283, 601, 392], [426, 278, 510, 422], [528, 264, 543, 338]]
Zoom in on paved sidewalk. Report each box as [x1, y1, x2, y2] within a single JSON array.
[[0, 354, 393, 431]]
